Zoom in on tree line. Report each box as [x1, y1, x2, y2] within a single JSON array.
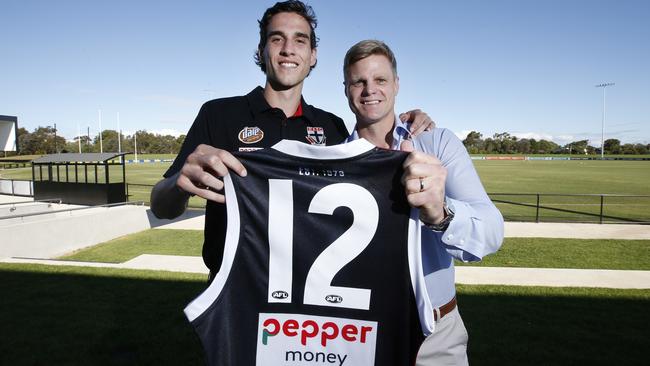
[[11, 126, 185, 155], [6, 126, 649, 156], [462, 131, 650, 155]]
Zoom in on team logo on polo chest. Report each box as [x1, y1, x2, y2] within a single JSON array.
[[305, 127, 326, 146], [238, 126, 264, 144]]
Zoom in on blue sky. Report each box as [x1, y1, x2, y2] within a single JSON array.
[[2, 0, 649, 146]]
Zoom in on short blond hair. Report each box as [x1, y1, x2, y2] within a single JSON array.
[[343, 40, 397, 81]]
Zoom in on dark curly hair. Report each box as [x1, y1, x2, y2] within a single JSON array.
[[254, 1, 319, 73]]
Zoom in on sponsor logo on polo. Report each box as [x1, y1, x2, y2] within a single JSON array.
[[239, 147, 264, 152], [238, 126, 264, 144], [256, 313, 377, 366], [305, 127, 326, 145]]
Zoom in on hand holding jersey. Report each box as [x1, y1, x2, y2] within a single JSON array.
[[399, 148, 449, 226], [175, 144, 247, 203]]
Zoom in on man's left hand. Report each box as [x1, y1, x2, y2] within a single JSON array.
[[399, 148, 448, 225], [399, 109, 435, 137]]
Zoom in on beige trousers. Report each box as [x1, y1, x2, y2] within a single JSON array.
[[415, 307, 469, 366]]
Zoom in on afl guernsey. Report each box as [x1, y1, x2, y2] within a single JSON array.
[[184, 139, 435, 366]]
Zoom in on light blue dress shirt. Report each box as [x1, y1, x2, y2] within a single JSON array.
[[348, 119, 504, 308]]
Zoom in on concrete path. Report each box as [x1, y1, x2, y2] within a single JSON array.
[[2, 255, 649, 289], [455, 266, 650, 289], [505, 222, 650, 239], [154, 212, 650, 239], [2, 255, 209, 274]]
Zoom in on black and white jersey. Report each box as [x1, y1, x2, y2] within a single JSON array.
[[184, 139, 434, 366]]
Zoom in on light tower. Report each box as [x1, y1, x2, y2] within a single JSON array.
[[595, 82, 614, 159]]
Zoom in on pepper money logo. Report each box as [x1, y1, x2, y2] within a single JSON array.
[[238, 126, 264, 144], [256, 313, 377, 366]]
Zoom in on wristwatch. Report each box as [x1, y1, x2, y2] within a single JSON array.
[[423, 202, 455, 232]]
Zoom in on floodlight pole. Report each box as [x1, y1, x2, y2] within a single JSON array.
[[77, 123, 81, 153], [98, 109, 103, 153], [595, 82, 614, 159], [54, 123, 58, 154], [117, 112, 122, 163]]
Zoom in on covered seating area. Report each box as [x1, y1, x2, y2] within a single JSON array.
[[31, 153, 127, 205]]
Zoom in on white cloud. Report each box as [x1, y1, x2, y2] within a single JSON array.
[[150, 128, 185, 137], [511, 132, 555, 141], [455, 130, 472, 140]]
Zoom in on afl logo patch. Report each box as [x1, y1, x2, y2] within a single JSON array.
[[271, 291, 289, 299], [325, 295, 343, 304], [238, 126, 264, 144]]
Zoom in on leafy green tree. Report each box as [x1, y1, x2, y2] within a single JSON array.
[[515, 139, 532, 154], [565, 140, 590, 155], [18, 126, 66, 154], [462, 131, 483, 154], [536, 140, 559, 154], [604, 139, 621, 154]]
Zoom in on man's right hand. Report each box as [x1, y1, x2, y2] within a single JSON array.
[[176, 144, 247, 203]]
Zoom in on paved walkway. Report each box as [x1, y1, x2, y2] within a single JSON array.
[[3, 255, 649, 289], [154, 213, 650, 239]]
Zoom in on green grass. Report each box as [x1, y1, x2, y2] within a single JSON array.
[[457, 284, 650, 365], [0, 263, 205, 365], [473, 160, 650, 222], [60, 229, 203, 263], [4, 159, 649, 215], [5, 159, 648, 194], [473, 160, 650, 195], [457, 238, 650, 270], [62, 230, 650, 272], [1, 262, 647, 365]]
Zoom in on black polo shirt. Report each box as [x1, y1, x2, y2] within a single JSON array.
[[164, 86, 350, 272]]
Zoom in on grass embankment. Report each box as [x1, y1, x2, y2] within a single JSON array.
[[458, 238, 650, 270], [60, 229, 650, 271], [60, 229, 202, 263]]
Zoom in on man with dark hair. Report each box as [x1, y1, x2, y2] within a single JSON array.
[[150, 1, 431, 277], [254, 0, 318, 73], [343, 39, 504, 365]]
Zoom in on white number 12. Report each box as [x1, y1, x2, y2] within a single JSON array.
[[267, 180, 379, 310]]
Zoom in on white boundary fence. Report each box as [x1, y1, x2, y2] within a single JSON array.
[[0, 179, 33, 196]]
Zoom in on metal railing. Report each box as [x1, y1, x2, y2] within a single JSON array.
[[126, 183, 206, 208], [124, 183, 650, 224], [489, 193, 650, 224]]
